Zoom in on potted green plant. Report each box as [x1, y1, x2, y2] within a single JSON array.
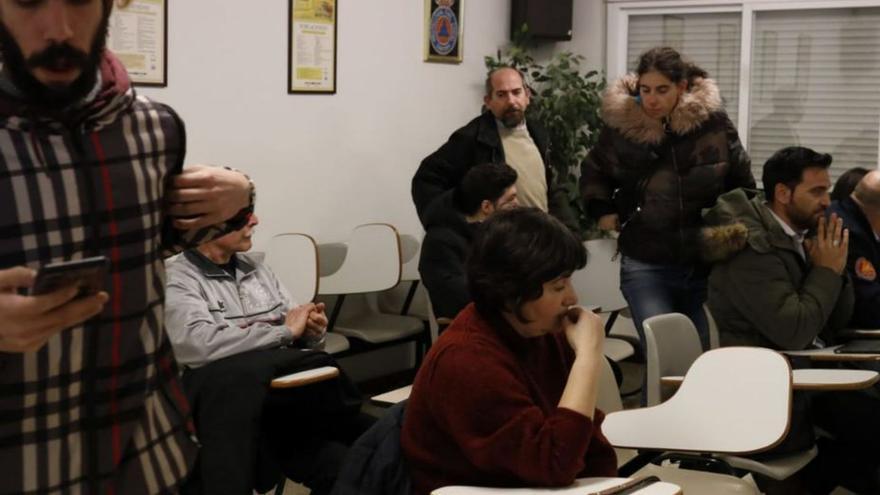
[[485, 27, 607, 238]]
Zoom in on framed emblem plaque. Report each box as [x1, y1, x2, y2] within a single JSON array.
[[424, 0, 463, 63]]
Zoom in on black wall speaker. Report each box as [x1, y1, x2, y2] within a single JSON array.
[[511, 0, 574, 41]]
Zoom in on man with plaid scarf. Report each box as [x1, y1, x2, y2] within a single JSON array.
[[0, 0, 254, 493]]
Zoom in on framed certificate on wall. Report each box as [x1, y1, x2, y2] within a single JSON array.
[[288, 0, 338, 94], [107, 0, 168, 87], [425, 0, 463, 63]]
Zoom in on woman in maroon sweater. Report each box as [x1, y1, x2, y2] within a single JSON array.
[[401, 208, 617, 494]]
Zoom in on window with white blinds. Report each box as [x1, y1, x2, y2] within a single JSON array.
[[613, 2, 880, 183], [627, 13, 742, 123], [748, 7, 880, 180]]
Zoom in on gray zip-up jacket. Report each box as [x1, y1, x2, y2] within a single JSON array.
[[165, 250, 324, 368]]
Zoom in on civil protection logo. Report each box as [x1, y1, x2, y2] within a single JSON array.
[[430, 1, 458, 56]]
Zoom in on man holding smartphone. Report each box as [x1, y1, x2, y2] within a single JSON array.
[[0, 0, 253, 493]]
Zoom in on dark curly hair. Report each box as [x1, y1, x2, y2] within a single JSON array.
[[636, 46, 708, 89], [467, 208, 587, 322], [762, 146, 832, 203], [453, 163, 518, 215]]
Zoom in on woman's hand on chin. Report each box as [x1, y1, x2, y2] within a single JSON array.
[[562, 306, 605, 357]]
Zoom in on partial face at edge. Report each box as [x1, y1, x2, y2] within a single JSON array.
[[0, 0, 109, 105]]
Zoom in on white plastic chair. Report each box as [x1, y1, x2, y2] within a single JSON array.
[[704, 304, 721, 350], [643, 313, 705, 407], [604, 347, 792, 453], [266, 233, 318, 303], [265, 233, 350, 354], [570, 239, 635, 361], [318, 224, 427, 354], [596, 358, 760, 494], [377, 233, 432, 320], [641, 314, 817, 481]]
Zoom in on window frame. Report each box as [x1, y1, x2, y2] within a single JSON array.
[[606, 0, 880, 161]]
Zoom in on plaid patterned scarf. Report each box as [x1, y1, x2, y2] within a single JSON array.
[[0, 50, 249, 495]]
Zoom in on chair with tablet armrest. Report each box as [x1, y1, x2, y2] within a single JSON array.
[[606, 343, 815, 490]]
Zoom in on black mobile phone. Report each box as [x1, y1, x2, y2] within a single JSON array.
[[30, 256, 108, 297]]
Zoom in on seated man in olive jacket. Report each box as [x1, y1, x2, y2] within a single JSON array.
[[704, 147, 880, 493], [703, 147, 852, 351], [412, 67, 577, 232], [418, 163, 518, 320]]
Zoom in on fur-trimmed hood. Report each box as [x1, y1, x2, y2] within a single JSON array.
[[601, 74, 723, 145], [700, 188, 805, 263]]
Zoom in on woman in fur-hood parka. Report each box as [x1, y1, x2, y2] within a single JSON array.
[[580, 46, 755, 350]]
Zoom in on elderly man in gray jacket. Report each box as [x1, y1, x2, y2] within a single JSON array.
[[165, 213, 365, 495], [166, 213, 326, 367]]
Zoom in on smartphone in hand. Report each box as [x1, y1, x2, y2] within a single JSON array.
[[30, 256, 108, 297]]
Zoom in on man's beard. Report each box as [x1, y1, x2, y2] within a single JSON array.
[[500, 107, 524, 128], [787, 203, 824, 231], [0, 14, 109, 108]]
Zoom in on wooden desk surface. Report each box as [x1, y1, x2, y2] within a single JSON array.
[[270, 366, 339, 389], [661, 368, 879, 391], [370, 384, 412, 405], [839, 329, 880, 340], [783, 346, 880, 361], [432, 477, 681, 494]]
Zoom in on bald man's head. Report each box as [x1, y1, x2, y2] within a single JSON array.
[[853, 170, 880, 212]]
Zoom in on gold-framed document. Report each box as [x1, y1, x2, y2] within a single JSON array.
[[107, 0, 168, 87], [288, 0, 338, 94], [424, 0, 463, 64]]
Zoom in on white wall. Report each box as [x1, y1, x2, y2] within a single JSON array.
[[534, 0, 606, 72], [140, 0, 605, 249]]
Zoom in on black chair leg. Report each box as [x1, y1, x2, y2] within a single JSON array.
[[274, 475, 286, 495]]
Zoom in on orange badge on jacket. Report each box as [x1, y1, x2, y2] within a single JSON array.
[[855, 257, 877, 281]]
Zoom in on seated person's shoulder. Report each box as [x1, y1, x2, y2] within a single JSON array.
[[164, 251, 212, 289], [424, 327, 520, 381]]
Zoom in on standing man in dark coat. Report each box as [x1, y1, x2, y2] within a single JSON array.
[[412, 67, 577, 232], [829, 170, 880, 328]]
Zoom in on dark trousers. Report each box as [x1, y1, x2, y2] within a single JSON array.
[[178, 348, 365, 495], [807, 386, 880, 493], [758, 358, 880, 494]]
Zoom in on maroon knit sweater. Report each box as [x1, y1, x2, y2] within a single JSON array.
[[401, 304, 617, 494]]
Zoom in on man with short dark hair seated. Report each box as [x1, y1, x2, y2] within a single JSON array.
[[165, 213, 365, 495], [703, 147, 880, 492], [418, 162, 519, 319]]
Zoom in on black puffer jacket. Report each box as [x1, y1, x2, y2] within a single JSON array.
[[417, 191, 480, 319], [413, 111, 578, 232], [581, 75, 755, 265]]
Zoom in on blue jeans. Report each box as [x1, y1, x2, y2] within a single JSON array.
[[619, 256, 710, 352]]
